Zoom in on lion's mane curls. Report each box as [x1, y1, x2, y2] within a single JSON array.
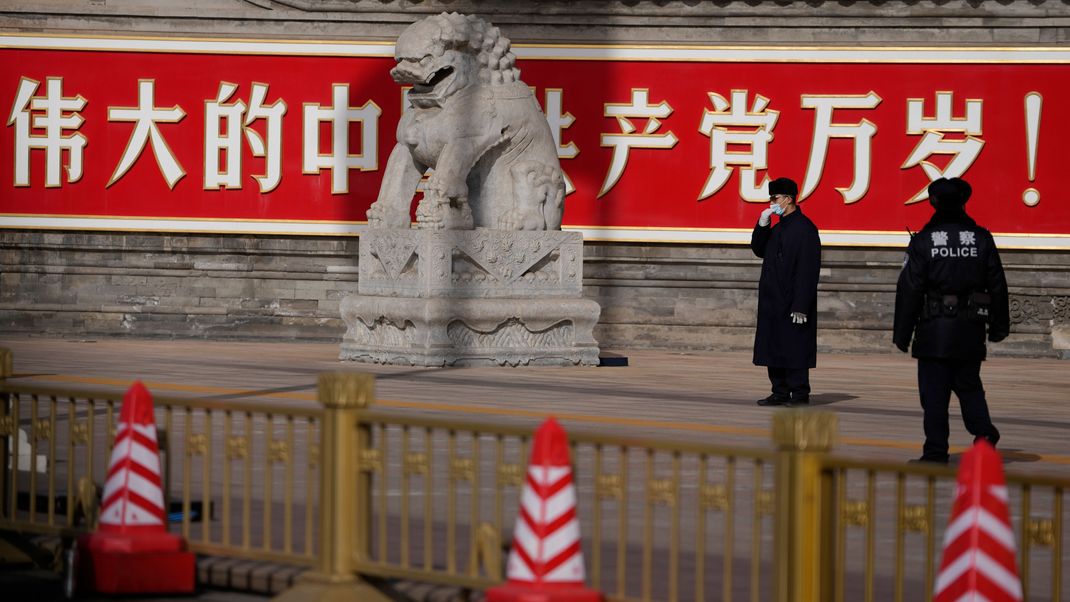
[[431, 12, 520, 85]]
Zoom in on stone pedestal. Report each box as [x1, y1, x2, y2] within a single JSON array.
[[340, 229, 600, 366]]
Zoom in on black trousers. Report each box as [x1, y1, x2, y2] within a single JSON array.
[[767, 367, 810, 398], [918, 358, 1000, 461]]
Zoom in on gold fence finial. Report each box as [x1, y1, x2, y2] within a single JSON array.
[[0, 347, 11, 379], [772, 409, 838, 452], [317, 372, 375, 409]]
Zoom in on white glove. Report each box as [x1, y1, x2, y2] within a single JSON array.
[[791, 312, 807, 324], [759, 207, 775, 227]]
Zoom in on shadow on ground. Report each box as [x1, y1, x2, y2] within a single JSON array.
[[948, 447, 1041, 465], [808, 392, 858, 405]]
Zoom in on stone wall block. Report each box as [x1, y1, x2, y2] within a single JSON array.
[[197, 297, 242, 309], [257, 287, 297, 300], [317, 299, 341, 314], [324, 288, 354, 300], [672, 291, 760, 327], [278, 299, 319, 312], [110, 274, 148, 286], [237, 298, 279, 310], [117, 295, 161, 307], [136, 281, 180, 296], [211, 279, 254, 298], [154, 260, 195, 270], [294, 281, 340, 300]]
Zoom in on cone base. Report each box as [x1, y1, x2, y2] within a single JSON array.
[[486, 583, 603, 602], [76, 533, 195, 594], [80, 529, 186, 553]]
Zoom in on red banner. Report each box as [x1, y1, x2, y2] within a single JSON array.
[[1, 35, 1068, 247]]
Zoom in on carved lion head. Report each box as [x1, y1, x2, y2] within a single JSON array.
[[392, 12, 521, 108]]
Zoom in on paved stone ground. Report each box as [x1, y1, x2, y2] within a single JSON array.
[[1, 335, 1068, 601], [2, 335, 1068, 471]]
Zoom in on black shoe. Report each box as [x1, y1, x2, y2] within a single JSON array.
[[789, 395, 809, 406], [756, 394, 790, 407], [909, 455, 949, 465], [974, 435, 999, 448]]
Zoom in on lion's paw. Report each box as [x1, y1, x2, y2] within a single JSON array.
[[416, 196, 473, 230], [415, 197, 446, 229], [367, 202, 411, 229]]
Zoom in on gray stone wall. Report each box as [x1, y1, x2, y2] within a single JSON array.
[[3, 1, 1069, 45], [3, 231, 1068, 358], [0, 231, 359, 341], [3, 0, 1070, 357], [584, 243, 1070, 358]]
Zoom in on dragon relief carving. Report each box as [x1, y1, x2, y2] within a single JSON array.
[[366, 12, 565, 231]]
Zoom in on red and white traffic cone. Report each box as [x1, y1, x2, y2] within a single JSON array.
[[487, 417, 602, 602], [934, 440, 1022, 602], [76, 381, 195, 594]]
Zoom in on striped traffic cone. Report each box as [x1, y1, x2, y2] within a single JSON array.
[[934, 440, 1022, 602], [76, 381, 195, 594], [487, 417, 602, 602]]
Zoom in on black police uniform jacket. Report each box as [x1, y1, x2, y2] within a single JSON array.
[[893, 208, 1010, 360], [751, 208, 822, 369]]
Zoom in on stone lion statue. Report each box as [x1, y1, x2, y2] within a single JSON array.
[[367, 12, 565, 231]]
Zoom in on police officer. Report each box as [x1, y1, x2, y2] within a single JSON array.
[[893, 177, 1009, 464], [751, 177, 822, 406]]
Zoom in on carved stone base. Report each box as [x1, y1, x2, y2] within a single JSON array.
[[357, 228, 585, 298], [341, 229, 601, 366], [339, 295, 601, 366]]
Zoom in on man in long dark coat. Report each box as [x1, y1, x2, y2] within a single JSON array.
[[751, 177, 822, 406], [893, 177, 1008, 463]]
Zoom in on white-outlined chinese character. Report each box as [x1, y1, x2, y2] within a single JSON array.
[[932, 231, 949, 246], [599, 89, 678, 198], [7, 77, 87, 188], [698, 90, 778, 202], [959, 231, 976, 246], [204, 82, 287, 192], [244, 83, 287, 193], [108, 80, 185, 189], [204, 82, 247, 189], [901, 92, 984, 203], [799, 92, 882, 204], [303, 84, 381, 195], [543, 89, 578, 195]]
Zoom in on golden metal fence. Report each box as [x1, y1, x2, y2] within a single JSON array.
[[1, 349, 1067, 602], [820, 457, 1066, 602], [345, 409, 778, 602], [0, 351, 321, 567]]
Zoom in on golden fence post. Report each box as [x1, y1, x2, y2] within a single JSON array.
[[272, 371, 391, 602], [772, 410, 838, 602], [0, 348, 10, 521]]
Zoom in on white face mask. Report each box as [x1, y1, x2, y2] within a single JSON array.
[[770, 202, 785, 216]]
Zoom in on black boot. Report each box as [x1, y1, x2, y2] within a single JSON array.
[[756, 394, 790, 407]]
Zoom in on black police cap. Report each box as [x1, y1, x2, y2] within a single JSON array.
[[949, 177, 972, 204], [927, 178, 962, 207]]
